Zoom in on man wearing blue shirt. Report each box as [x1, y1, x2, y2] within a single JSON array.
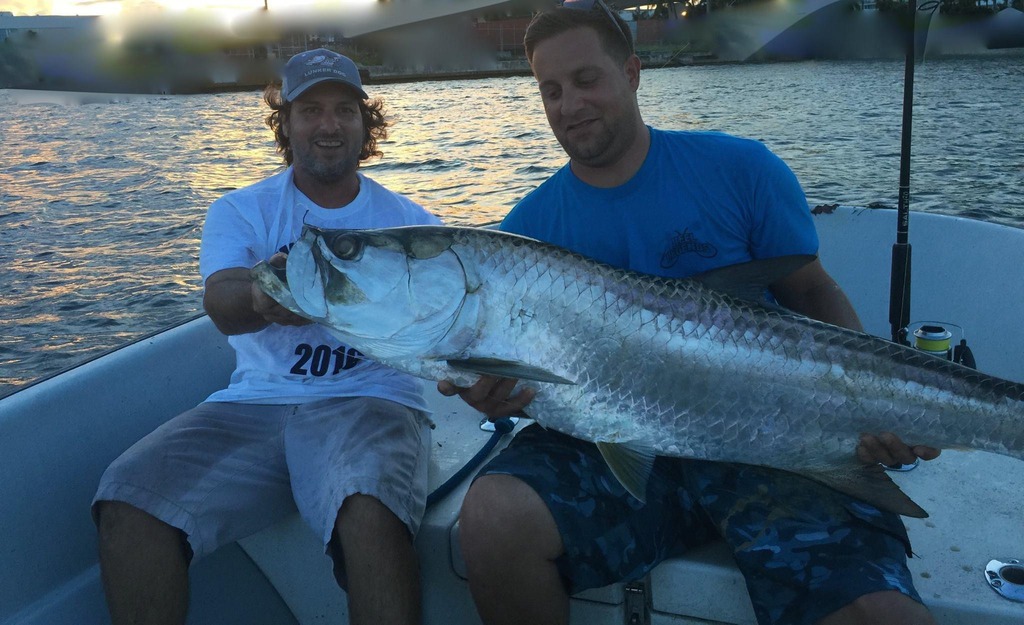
[[441, 4, 940, 625]]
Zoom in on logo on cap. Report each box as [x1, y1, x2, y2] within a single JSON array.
[[304, 54, 346, 75], [283, 48, 367, 101]]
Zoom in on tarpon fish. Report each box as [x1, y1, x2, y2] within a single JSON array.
[[252, 225, 1024, 518]]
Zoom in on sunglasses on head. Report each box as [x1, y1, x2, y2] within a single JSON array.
[[561, 0, 634, 53]]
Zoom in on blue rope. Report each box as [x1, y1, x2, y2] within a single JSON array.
[[425, 417, 516, 509]]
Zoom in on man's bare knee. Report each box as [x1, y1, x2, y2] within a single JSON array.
[[329, 494, 421, 624], [99, 501, 172, 535], [97, 501, 189, 561], [818, 591, 935, 625], [460, 475, 562, 562], [337, 493, 388, 522], [96, 501, 191, 625], [336, 495, 407, 538], [98, 500, 151, 530]]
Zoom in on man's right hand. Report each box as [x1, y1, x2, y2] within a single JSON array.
[[437, 375, 535, 420], [250, 252, 311, 327], [205, 253, 311, 335], [250, 281, 311, 327]]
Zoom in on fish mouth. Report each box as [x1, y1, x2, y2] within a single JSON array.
[[264, 262, 288, 283]]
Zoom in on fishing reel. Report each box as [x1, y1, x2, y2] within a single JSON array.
[[906, 321, 976, 369]]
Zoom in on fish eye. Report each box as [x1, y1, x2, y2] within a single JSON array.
[[330, 235, 363, 260]]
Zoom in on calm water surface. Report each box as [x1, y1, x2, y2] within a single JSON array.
[[2, 55, 1023, 394]]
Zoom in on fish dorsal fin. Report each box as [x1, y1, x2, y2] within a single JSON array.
[[596, 442, 658, 504], [692, 255, 817, 303], [797, 460, 929, 518], [446, 358, 576, 385]]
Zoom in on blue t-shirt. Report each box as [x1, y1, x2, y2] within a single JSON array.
[[500, 128, 817, 280]]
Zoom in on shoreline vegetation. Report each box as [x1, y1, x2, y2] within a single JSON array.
[[361, 49, 723, 86], [2, 5, 1022, 96], [6, 45, 1023, 97], [0, 41, 729, 95]]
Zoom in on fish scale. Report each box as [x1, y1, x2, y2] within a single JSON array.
[[251, 225, 1024, 518]]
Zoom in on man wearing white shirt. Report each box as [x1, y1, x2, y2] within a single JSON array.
[[93, 48, 439, 625]]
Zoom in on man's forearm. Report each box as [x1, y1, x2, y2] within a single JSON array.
[[771, 259, 864, 332], [204, 270, 271, 336], [797, 282, 864, 332]]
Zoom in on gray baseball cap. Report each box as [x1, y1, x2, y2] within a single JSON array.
[[281, 48, 368, 102]]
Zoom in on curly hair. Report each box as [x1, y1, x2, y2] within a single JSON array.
[[263, 83, 389, 166]]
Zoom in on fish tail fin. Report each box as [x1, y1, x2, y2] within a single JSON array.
[[800, 461, 929, 518]]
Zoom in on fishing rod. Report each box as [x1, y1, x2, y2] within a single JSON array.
[[888, 0, 918, 346], [889, 0, 976, 368]]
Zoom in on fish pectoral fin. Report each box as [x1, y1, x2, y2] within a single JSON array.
[[446, 358, 576, 385], [799, 461, 929, 519], [596, 442, 658, 504]]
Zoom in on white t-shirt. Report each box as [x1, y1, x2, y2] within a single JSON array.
[[198, 168, 441, 408]]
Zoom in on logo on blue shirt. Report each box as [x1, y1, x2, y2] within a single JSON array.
[[661, 229, 718, 269]]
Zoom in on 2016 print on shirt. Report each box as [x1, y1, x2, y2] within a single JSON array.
[[291, 344, 364, 377]]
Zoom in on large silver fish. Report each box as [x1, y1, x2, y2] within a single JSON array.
[[252, 225, 1024, 518]]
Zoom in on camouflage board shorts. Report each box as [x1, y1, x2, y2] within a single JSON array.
[[477, 423, 924, 625]]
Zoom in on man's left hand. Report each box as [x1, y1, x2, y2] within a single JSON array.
[[856, 432, 940, 466]]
